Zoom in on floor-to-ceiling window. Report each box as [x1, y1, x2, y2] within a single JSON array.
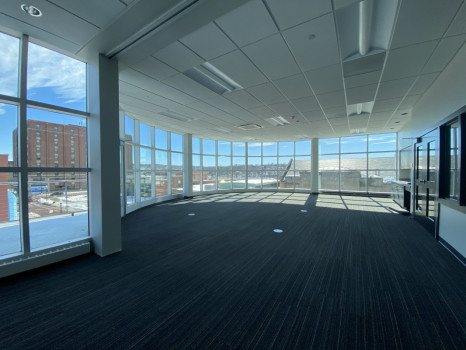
[[121, 114, 184, 211], [319, 133, 397, 193], [0, 32, 89, 258]]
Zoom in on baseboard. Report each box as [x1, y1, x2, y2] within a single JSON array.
[[439, 237, 466, 267], [0, 240, 91, 278]]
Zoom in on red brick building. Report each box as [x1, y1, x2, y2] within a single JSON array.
[[0, 155, 9, 221]]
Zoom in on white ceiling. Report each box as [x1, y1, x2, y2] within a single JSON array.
[[1, 0, 465, 141]]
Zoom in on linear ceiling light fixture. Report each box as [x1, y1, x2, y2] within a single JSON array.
[[358, 0, 372, 56], [159, 111, 193, 122], [348, 101, 374, 117], [265, 116, 290, 127], [213, 127, 232, 134], [237, 124, 262, 130], [184, 62, 242, 95]]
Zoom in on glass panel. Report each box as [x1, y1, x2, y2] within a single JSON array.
[[218, 171, 232, 190], [139, 122, 151, 147], [218, 141, 231, 156], [203, 171, 217, 191], [368, 170, 396, 193], [341, 153, 367, 170], [171, 152, 183, 171], [140, 171, 152, 201], [417, 145, 423, 180], [171, 171, 183, 194], [192, 137, 200, 154], [263, 142, 277, 156], [192, 155, 201, 193], [369, 133, 396, 152], [341, 171, 366, 192], [248, 156, 261, 171], [248, 172, 262, 189], [248, 142, 261, 156], [448, 121, 460, 199], [155, 171, 169, 196], [0, 32, 20, 97], [279, 142, 294, 156], [28, 172, 88, 250], [232, 171, 246, 189], [0, 103, 18, 166], [203, 155, 216, 169], [155, 150, 168, 170], [171, 133, 183, 152], [319, 138, 339, 154], [233, 142, 246, 156], [155, 129, 168, 150], [0, 172, 21, 257], [124, 115, 134, 141], [341, 135, 367, 153], [295, 140, 311, 155], [280, 170, 295, 189], [295, 156, 311, 190], [262, 156, 277, 169], [427, 141, 437, 182], [368, 152, 396, 170], [232, 156, 245, 170], [27, 42, 86, 111], [262, 172, 278, 189], [203, 139, 216, 155], [126, 171, 135, 205], [218, 156, 231, 168], [319, 154, 339, 190], [140, 147, 151, 170], [27, 108, 87, 168], [278, 156, 293, 171], [124, 143, 134, 170]]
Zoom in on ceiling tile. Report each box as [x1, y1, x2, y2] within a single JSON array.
[[163, 74, 218, 100], [269, 102, 299, 116], [215, 0, 278, 47], [1, 0, 99, 46], [345, 70, 382, 88], [283, 13, 340, 71], [203, 96, 244, 114], [382, 41, 438, 81], [372, 98, 402, 113], [302, 110, 325, 122], [376, 77, 416, 100], [179, 22, 236, 60], [370, 112, 392, 121], [49, 0, 126, 29], [323, 106, 347, 119], [247, 83, 287, 104], [275, 74, 312, 100], [243, 33, 300, 80], [131, 56, 178, 81], [343, 52, 386, 77], [422, 35, 466, 74], [346, 84, 377, 104], [189, 100, 225, 117], [446, 2, 466, 36], [316, 90, 346, 109], [154, 41, 203, 72], [329, 117, 349, 126], [209, 50, 268, 88], [224, 90, 263, 109], [265, 0, 332, 30], [391, 0, 463, 49], [408, 73, 439, 95], [399, 95, 421, 110], [305, 64, 343, 94], [250, 105, 278, 118], [291, 96, 320, 112]]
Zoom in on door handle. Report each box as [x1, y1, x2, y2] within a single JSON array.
[[420, 179, 426, 183]]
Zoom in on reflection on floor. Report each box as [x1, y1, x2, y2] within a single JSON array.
[[166, 192, 405, 214]]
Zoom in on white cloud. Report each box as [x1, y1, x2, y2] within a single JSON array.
[[0, 33, 20, 97], [27, 43, 86, 103]]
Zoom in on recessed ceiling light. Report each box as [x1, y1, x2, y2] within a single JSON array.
[[21, 4, 42, 17], [273, 229, 283, 233], [188, 213, 195, 216], [401, 112, 408, 115], [308, 34, 316, 40], [300, 209, 308, 213], [394, 121, 400, 124]]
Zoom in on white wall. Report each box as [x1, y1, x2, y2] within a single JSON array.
[[398, 42, 466, 149], [439, 204, 466, 259]]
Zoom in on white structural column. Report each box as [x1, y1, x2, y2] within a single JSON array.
[[87, 54, 122, 256], [311, 138, 319, 194], [183, 133, 193, 197]]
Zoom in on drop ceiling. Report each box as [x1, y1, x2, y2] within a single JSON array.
[[1, 0, 465, 141]]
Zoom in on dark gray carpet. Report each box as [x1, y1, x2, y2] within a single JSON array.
[[1, 192, 465, 349]]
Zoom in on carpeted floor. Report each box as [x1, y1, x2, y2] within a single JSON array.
[[1, 192, 465, 349]]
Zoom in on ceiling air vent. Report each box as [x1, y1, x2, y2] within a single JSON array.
[[237, 123, 263, 130], [350, 128, 367, 134]]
